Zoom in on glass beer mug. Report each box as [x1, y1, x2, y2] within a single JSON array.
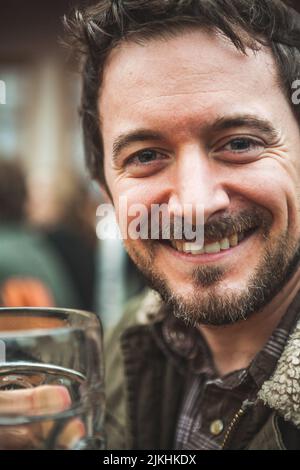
[[0, 308, 105, 450]]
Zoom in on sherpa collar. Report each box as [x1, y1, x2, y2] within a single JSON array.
[[258, 320, 300, 428]]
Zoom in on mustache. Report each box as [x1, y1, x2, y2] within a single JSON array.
[[139, 208, 272, 242]]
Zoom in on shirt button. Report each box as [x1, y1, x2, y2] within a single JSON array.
[[210, 419, 224, 436]]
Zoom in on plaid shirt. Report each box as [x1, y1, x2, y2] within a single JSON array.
[[156, 291, 300, 450]]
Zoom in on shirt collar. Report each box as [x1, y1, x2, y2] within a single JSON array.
[[153, 288, 300, 389]]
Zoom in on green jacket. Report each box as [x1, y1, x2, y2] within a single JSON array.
[[0, 225, 78, 308], [105, 290, 300, 450]]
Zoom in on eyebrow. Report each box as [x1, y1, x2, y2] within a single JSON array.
[[211, 115, 279, 141], [112, 130, 164, 164], [111, 114, 279, 164]]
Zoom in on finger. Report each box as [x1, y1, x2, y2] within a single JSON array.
[[39, 418, 86, 449], [57, 418, 86, 449], [0, 385, 71, 415]]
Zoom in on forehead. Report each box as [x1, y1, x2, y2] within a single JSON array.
[[99, 29, 281, 136]]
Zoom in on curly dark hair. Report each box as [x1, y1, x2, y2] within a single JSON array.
[[65, 0, 300, 185]]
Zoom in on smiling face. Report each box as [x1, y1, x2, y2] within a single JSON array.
[[99, 29, 300, 326]]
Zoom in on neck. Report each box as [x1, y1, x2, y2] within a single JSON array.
[[197, 268, 300, 377]]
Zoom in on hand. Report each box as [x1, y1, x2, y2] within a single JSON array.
[[0, 385, 85, 449]]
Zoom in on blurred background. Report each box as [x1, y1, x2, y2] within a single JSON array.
[[0, 0, 145, 329], [0, 0, 299, 328]]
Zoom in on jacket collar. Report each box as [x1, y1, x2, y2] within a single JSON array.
[[136, 289, 300, 428], [135, 289, 164, 325], [258, 319, 300, 428]]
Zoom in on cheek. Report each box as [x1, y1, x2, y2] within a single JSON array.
[[232, 161, 300, 233], [110, 176, 170, 218], [110, 182, 158, 241]]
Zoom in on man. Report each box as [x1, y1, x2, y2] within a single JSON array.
[[1, 0, 300, 450], [64, 0, 300, 449]]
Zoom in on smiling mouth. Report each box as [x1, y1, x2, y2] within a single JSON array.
[[159, 226, 258, 255]]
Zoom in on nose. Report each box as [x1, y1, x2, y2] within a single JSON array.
[[168, 145, 230, 224]]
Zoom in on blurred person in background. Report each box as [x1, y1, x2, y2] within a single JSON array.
[[0, 158, 78, 308], [0, 0, 146, 323], [43, 174, 99, 311]]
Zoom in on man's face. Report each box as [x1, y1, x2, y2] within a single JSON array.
[[99, 29, 300, 326]]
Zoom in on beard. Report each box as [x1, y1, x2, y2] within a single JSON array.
[[123, 213, 300, 327]]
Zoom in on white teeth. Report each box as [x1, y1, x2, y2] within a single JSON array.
[[220, 238, 230, 250], [229, 233, 238, 247], [185, 243, 204, 254], [169, 230, 245, 255], [204, 242, 221, 254], [183, 242, 193, 253], [170, 240, 204, 254]]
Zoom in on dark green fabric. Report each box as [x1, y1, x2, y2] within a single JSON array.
[[0, 224, 78, 308], [104, 294, 141, 449]]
